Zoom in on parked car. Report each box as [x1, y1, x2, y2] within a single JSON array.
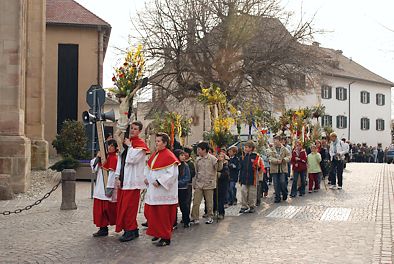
[[385, 150, 394, 164]]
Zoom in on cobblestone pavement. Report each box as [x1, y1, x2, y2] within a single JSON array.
[[1, 163, 393, 264]]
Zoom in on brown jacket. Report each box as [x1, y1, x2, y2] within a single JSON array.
[[268, 145, 291, 174], [194, 153, 221, 189]]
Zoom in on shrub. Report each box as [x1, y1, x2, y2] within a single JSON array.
[[49, 157, 80, 172], [52, 120, 90, 160]]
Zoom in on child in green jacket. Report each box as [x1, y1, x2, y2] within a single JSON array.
[[307, 145, 322, 193]]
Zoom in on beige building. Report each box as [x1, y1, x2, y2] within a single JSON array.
[[45, 0, 111, 155], [0, 0, 110, 194]]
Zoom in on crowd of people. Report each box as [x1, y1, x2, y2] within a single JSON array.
[[347, 142, 392, 163], [90, 120, 385, 247]]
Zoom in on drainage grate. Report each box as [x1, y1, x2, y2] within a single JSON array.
[[266, 206, 353, 222], [320, 208, 351, 221], [266, 206, 303, 219]]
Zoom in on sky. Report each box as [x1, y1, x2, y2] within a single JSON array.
[[75, 0, 394, 111]]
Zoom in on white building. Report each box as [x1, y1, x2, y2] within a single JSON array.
[[286, 46, 393, 147]]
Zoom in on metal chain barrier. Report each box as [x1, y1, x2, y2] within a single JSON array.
[[1, 180, 62, 216]]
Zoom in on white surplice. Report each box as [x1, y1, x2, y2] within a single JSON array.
[[144, 164, 178, 205], [91, 158, 117, 202], [114, 146, 147, 190]]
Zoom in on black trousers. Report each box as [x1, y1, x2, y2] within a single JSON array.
[[177, 188, 191, 225], [213, 179, 229, 216], [256, 173, 269, 206], [330, 159, 344, 187]]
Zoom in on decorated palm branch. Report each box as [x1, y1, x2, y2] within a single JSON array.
[[107, 44, 148, 145], [198, 85, 235, 149], [107, 45, 148, 186], [152, 112, 192, 148]]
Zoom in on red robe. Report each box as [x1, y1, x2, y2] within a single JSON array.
[[145, 148, 179, 240], [130, 136, 150, 154], [93, 152, 118, 228], [116, 136, 149, 232]]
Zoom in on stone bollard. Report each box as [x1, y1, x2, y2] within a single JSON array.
[[60, 169, 77, 210], [0, 174, 14, 200]]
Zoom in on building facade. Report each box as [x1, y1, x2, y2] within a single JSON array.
[[45, 0, 111, 155], [286, 48, 393, 147], [0, 0, 111, 194]]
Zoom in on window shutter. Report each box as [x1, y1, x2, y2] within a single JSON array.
[[376, 119, 378, 131], [382, 95, 385, 105], [344, 116, 347, 128], [367, 92, 370, 104], [344, 88, 348, 100], [336, 88, 339, 100], [328, 87, 332, 99], [361, 118, 364, 130], [382, 120, 385, 130], [329, 116, 332, 126], [321, 86, 324, 98], [360, 92, 363, 103], [367, 119, 370, 130], [336, 116, 340, 128], [376, 94, 379, 105]]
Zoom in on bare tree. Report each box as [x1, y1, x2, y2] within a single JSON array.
[[132, 0, 323, 109]]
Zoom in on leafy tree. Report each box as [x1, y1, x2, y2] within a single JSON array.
[[133, 0, 322, 107]]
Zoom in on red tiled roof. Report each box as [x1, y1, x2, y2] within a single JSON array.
[[46, 0, 111, 29], [318, 47, 394, 87]]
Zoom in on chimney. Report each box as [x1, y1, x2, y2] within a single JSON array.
[[312, 41, 320, 47]]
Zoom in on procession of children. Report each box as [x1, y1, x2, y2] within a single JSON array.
[[90, 120, 348, 247]]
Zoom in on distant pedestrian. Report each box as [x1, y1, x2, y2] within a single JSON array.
[[268, 136, 291, 203], [227, 146, 240, 206], [257, 147, 270, 206], [329, 133, 347, 190], [183, 147, 195, 213], [173, 149, 191, 228], [290, 140, 307, 197], [307, 144, 322, 193], [341, 138, 350, 168], [213, 150, 230, 219]]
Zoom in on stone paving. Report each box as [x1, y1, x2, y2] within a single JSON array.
[[0, 163, 393, 263]]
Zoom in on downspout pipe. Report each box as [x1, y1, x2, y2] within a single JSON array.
[[348, 81, 356, 140], [97, 26, 104, 86]]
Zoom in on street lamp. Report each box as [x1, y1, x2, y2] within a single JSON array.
[[348, 81, 356, 140]]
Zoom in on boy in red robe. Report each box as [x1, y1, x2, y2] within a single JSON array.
[[115, 121, 150, 242], [91, 139, 118, 237], [144, 132, 180, 247]]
